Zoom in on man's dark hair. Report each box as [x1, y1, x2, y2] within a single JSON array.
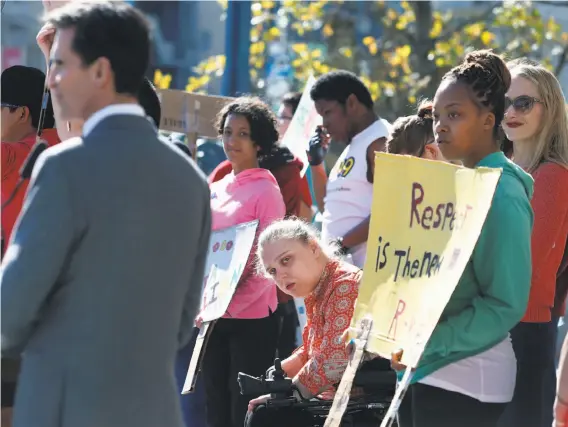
[[1, 65, 55, 130], [310, 70, 374, 110], [281, 92, 302, 115], [138, 77, 161, 128], [45, 1, 150, 96], [215, 97, 279, 158]]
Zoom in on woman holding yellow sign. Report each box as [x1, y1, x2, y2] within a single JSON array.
[[393, 50, 534, 427]]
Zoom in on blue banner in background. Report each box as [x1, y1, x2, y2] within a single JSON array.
[[221, 0, 251, 97]]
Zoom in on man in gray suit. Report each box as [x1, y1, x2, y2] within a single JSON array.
[[0, 3, 211, 427]]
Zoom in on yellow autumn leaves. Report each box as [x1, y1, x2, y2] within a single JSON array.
[[153, 56, 225, 93], [158, 0, 568, 117], [153, 70, 172, 90], [290, 43, 330, 81]]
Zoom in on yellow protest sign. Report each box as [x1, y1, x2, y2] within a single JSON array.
[[352, 153, 501, 368]]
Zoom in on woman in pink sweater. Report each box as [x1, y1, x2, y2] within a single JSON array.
[[201, 97, 286, 427]]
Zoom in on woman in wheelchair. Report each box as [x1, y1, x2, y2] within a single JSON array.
[[244, 218, 388, 426]]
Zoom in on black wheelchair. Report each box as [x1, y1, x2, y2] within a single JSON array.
[[238, 357, 397, 427]]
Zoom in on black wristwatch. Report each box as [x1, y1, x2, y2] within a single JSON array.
[[335, 237, 350, 256]]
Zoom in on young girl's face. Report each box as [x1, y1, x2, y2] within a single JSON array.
[[221, 113, 259, 169], [433, 80, 494, 167], [261, 238, 325, 298]]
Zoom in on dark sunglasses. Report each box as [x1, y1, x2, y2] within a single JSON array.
[[505, 95, 542, 114]]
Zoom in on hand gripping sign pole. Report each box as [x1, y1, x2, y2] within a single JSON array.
[[323, 317, 373, 427], [323, 318, 412, 427]]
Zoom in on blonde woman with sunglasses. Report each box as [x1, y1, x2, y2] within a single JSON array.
[[499, 61, 568, 427]]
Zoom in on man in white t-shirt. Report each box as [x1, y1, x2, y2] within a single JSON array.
[[307, 70, 391, 268]]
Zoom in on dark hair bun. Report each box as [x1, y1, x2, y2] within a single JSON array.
[[463, 50, 511, 92], [417, 100, 433, 119], [443, 49, 511, 133]]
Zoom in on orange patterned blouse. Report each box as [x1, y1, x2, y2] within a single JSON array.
[[294, 259, 362, 397]]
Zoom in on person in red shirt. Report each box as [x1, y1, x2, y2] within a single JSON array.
[[1, 66, 60, 256], [500, 61, 568, 427], [1, 64, 59, 427]]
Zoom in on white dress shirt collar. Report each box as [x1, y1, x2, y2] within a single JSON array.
[[83, 103, 145, 137]]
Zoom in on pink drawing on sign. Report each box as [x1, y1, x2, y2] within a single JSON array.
[[212, 242, 220, 252], [387, 299, 407, 340], [226, 240, 234, 251]]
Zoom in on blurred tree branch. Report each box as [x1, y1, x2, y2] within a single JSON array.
[[185, 0, 568, 119], [534, 1, 568, 7], [437, 1, 498, 41]]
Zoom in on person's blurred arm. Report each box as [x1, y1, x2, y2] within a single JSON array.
[[341, 215, 371, 249], [310, 163, 327, 213], [306, 128, 330, 214], [297, 175, 314, 222], [298, 201, 313, 222], [281, 346, 308, 378]]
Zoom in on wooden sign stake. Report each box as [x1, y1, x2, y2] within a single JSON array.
[[182, 321, 216, 394]]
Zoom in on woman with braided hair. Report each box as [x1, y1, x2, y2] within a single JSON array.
[[393, 50, 534, 427]]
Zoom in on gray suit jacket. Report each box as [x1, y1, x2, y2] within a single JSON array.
[[1, 114, 211, 427]]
